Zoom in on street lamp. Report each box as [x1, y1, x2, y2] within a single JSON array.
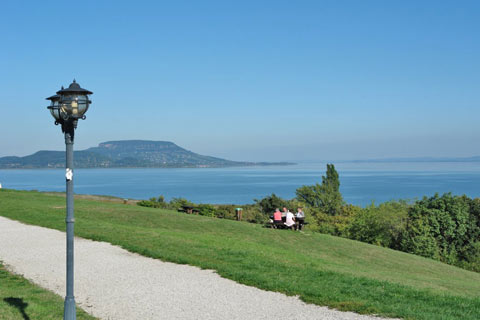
[[46, 79, 92, 320]]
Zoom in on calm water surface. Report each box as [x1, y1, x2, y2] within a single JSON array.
[[1, 162, 479, 206]]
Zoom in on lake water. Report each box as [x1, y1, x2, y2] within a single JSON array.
[[1, 162, 479, 206]]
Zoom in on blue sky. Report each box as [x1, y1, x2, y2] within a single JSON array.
[[0, 0, 478, 161]]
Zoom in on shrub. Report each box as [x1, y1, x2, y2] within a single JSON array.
[[197, 204, 217, 217], [400, 193, 470, 265], [215, 205, 236, 219], [242, 205, 266, 223], [137, 195, 169, 208], [168, 197, 194, 210], [348, 201, 409, 249], [255, 193, 288, 215], [309, 204, 359, 236], [137, 200, 156, 208]]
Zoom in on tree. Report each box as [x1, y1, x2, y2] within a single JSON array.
[[255, 193, 288, 215], [457, 197, 480, 271], [348, 200, 409, 248], [400, 193, 470, 265], [310, 204, 360, 236], [296, 164, 343, 216]]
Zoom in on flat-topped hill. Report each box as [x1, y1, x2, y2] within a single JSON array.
[[0, 140, 293, 168]]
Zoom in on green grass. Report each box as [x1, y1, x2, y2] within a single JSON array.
[[0, 263, 96, 320], [0, 189, 479, 319]]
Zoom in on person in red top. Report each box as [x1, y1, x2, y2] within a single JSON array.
[[273, 208, 282, 221]]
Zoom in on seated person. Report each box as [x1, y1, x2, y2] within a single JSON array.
[[273, 208, 282, 221], [285, 209, 296, 229], [295, 207, 305, 230], [273, 208, 284, 228]]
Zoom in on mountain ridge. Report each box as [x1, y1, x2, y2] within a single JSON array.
[[0, 140, 294, 169]]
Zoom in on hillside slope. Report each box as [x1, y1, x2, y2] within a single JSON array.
[[0, 189, 479, 320]]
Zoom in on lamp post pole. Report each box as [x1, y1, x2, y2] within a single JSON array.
[[64, 122, 76, 319], [46, 80, 92, 320]]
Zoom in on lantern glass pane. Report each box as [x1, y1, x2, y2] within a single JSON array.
[[60, 101, 70, 118], [59, 94, 73, 118], [59, 94, 89, 119], [50, 107, 61, 120], [49, 100, 61, 121], [76, 95, 89, 116]]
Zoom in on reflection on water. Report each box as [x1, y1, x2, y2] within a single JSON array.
[[1, 162, 479, 206]]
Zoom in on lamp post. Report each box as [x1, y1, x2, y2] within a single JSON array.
[[46, 80, 92, 320]]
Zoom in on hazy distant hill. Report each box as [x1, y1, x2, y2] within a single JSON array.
[[349, 156, 480, 163], [0, 140, 293, 169]]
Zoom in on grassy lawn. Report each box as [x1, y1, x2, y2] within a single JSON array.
[[0, 189, 479, 319], [0, 263, 96, 320]]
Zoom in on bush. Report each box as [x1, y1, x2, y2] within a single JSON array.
[[168, 197, 194, 210], [348, 201, 409, 248], [242, 205, 267, 223], [400, 193, 471, 265], [215, 205, 236, 219], [137, 200, 156, 208], [309, 204, 360, 236], [137, 195, 168, 208], [255, 194, 288, 216], [197, 204, 216, 217]]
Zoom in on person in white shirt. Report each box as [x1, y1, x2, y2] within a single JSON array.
[[284, 209, 296, 229], [295, 207, 305, 231]]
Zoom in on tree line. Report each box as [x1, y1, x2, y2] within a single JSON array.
[[138, 164, 480, 273], [295, 164, 480, 273]]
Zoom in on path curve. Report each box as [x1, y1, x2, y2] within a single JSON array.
[[0, 216, 395, 320]]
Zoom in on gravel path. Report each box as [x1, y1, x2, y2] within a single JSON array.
[[0, 216, 395, 320]]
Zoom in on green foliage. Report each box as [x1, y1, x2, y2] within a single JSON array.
[[137, 195, 168, 208], [214, 204, 236, 219], [137, 196, 267, 223], [296, 183, 322, 207], [138, 196, 194, 210], [254, 194, 306, 224], [348, 201, 409, 248], [255, 193, 288, 215], [197, 204, 216, 217], [168, 197, 194, 210], [309, 204, 360, 236], [296, 164, 343, 216], [458, 241, 480, 272], [459, 198, 480, 272], [242, 205, 268, 223], [295, 164, 346, 232], [137, 199, 155, 208], [400, 193, 472, 265]]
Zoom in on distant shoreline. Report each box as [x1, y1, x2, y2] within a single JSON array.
[[0, 162, 297, 170], [342, 157, 480, 163]]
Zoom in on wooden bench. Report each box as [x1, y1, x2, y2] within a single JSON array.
[[267, 219, 309, 230]]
